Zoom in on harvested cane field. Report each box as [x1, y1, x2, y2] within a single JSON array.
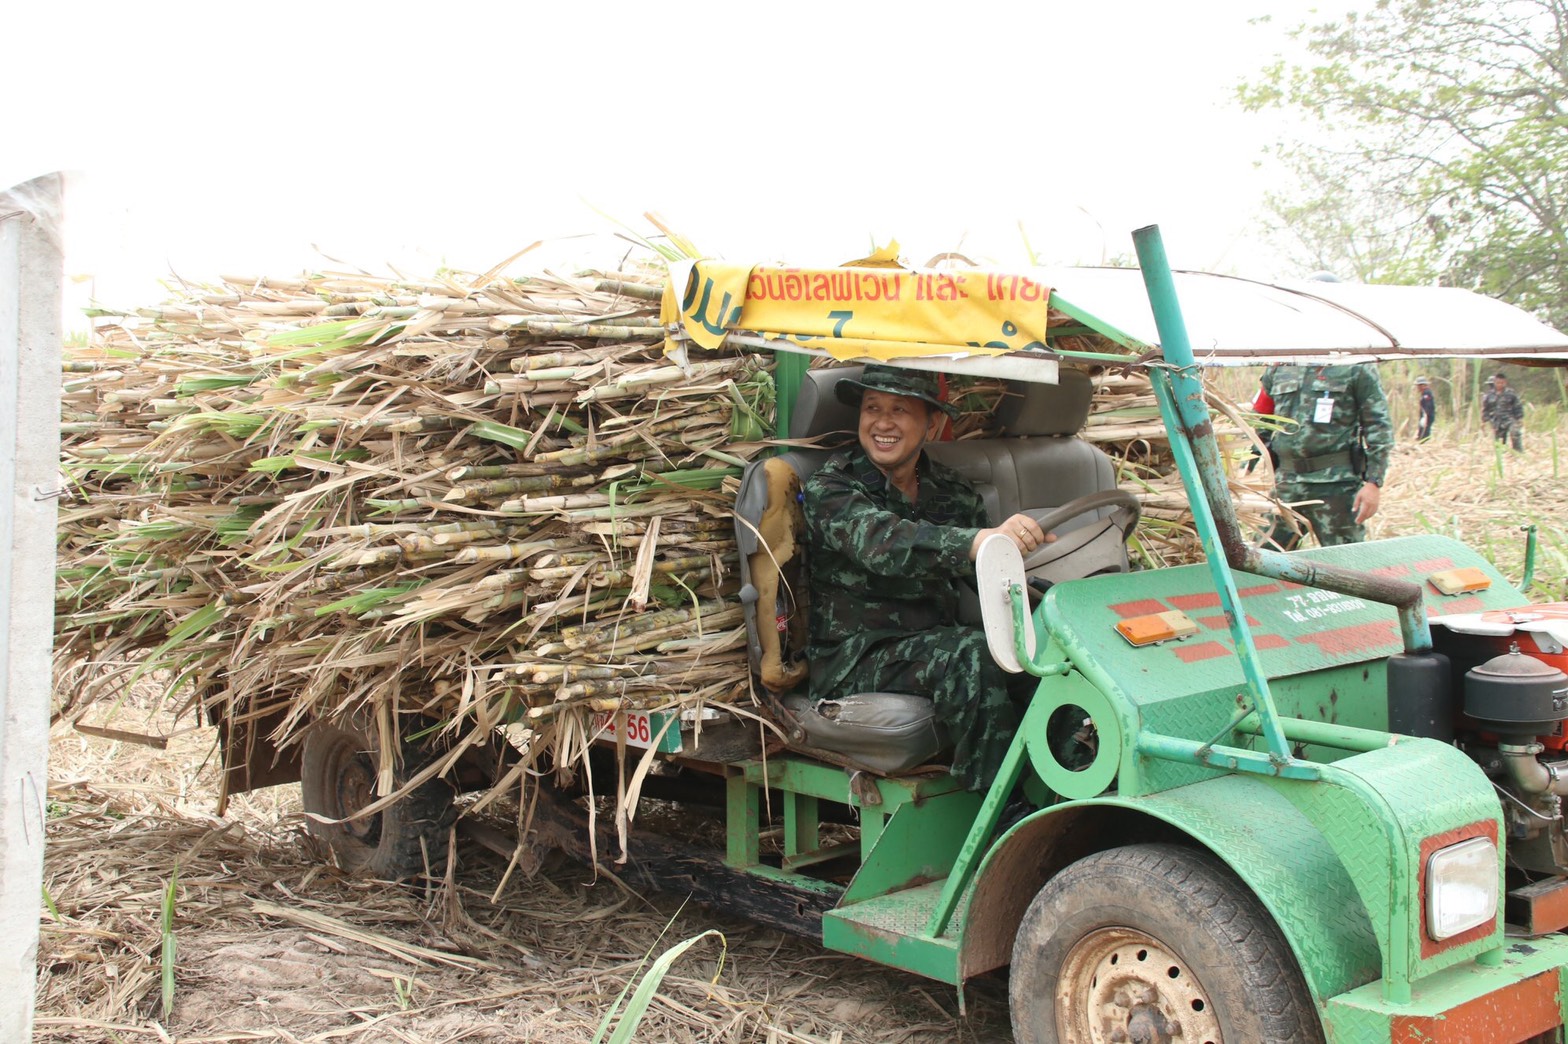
[[39, 257, 1568, 1042]]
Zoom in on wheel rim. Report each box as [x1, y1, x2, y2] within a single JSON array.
[[322, 740, 382, 846], [1055, 926, 1222, 1044]]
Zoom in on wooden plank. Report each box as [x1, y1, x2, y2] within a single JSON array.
[[524, 788, 842, 938]]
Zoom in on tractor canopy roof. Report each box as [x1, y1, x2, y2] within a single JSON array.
[[662, 257, 1568, 381]]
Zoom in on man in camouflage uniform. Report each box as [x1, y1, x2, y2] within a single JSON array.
[[1254, 362, 1393, 548], [1482, 371, 1524, 451], [803, 365, 1049, 791]]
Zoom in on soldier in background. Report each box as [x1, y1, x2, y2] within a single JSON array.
[[1252, 362, 1394, 548], [1482, 371, 1524, 451], [1416, 376, 1435, 441], [803, 364, 1050, 792]]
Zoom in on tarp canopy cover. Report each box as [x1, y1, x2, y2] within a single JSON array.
[[663, 257, 1568, 369]]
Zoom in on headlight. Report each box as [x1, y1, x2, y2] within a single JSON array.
[[1427, 836, 1499, 940]]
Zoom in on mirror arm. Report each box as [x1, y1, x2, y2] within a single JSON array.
[[1009, 582, 1071, 679]]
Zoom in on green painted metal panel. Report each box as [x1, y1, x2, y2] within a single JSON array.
[[1264, 738, 1506, 1001], [1042, 535, 1522, 703], [823, 878, 964, 984], [1041, 534, 1527, 796], [725, 771, 760, 867], [839, 788, 981, 904], [1019, 670, 1125, 800], [1013, 779, 1384, 1005], [1140, 778, 1383, 1002], [741, 756, 963, 806], [1268, 666, 1391, 737], [783, 792, 819, 860]]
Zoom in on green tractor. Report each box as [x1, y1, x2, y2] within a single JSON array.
[[278, 226, 1568, 1042]]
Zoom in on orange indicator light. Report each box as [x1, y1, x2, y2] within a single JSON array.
[[1116, 610, 1199, 647], [1429, 567, 1492, 595]]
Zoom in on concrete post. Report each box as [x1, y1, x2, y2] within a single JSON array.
[[0, 173, 63, 1042]]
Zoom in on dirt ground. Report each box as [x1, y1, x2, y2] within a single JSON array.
[[35, 418, 1568, 1044], [36, 703, 1016, 1044]]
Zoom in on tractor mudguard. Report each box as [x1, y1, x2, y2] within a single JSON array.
[[963, 734, 1513, 1014], [960, 772, 1381, 1004]]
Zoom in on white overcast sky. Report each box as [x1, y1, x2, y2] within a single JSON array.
[[8, 1, 1340, 325]]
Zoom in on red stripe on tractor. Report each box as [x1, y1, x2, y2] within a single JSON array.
[[1296, 621, 1399, 654], [1173, 642, 1229, 663], [1169, 592, 1221, 611], [1426, 594, 1489, 615], [1109, 599, 1167, 618]]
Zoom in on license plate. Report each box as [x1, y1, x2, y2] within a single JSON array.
[[592, 710, 682, 753]]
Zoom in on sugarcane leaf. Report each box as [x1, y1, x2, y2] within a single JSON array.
[[264, 319, 363, 346], [469, 420, 535, 451], [161, 862, 179, 1021], [126, 604, 228, 689], [313, 583, 421, 617], [597, 926, 725, 1044], [174, 375, 260, 395]]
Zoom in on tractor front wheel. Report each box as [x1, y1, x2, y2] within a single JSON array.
[[1009, 842, 1322, 1044], [300, 714, 455, 880]]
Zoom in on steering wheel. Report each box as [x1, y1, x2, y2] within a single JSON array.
[[1021, 490, 1143, 582]]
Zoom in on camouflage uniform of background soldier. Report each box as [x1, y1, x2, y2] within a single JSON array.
[[1255, 362, 1394, 548], [1483, 372, 1525, 451], [804, 365, 1045, 792]]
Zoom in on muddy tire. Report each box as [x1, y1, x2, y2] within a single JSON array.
[[1009, 843, 1322, 1044], [300, 715, 455, 880]]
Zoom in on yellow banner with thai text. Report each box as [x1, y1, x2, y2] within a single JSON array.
[[661, 258, 1053, 361]]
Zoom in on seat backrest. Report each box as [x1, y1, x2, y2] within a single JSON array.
[[735, 450, 819, 691], [924, 368, 1118, 528], [738, 366, 871, 691]]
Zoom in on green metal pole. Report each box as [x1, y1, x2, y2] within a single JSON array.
[[1522, 523, 1539, 592], [1132, 226, 1294, 764], [772, 351, 810, 439], [1235, 711, 1407, 753]]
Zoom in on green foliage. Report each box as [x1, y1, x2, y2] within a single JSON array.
[[161, 863, 179, 1022], [468, 420, 534, 451], [313, 582, 423, 618], [591, 918, 726, 1044], [1239, 0, 1568, 328]]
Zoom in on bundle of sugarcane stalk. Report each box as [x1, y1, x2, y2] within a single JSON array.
[[55, 265, 779, 784], [54, 258, 1271, 817], [1084, 370, 1275, 567]]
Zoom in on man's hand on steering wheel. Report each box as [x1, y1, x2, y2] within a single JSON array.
[[970, 512, 1057, 560]]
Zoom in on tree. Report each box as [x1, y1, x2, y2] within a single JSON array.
[[1240, 0, 1568, 334]]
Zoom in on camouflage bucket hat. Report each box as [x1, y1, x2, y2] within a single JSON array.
[[834, 363, 957, 418]]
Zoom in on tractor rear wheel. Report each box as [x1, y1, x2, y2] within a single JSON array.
[[1009, 842, 1322, 1044], [300, 714, 455, 880]]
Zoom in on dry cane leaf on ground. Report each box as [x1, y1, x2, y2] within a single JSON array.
[[38, 698, 1015, 1043]]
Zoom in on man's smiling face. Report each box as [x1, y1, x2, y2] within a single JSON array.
[[858, 388, 939, 475]]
